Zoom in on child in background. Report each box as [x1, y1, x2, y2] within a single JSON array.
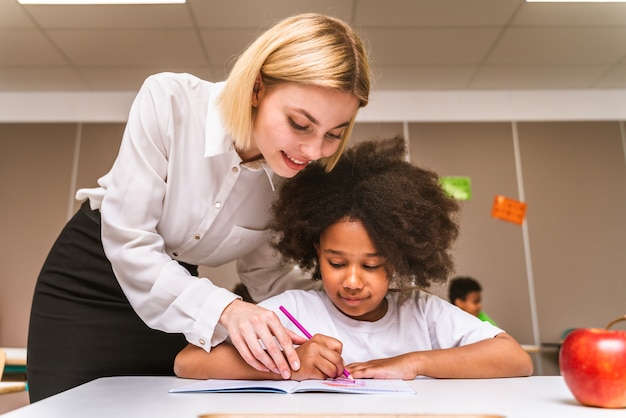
[[174, 137, 533, 381], [449, 276, 498, 326]]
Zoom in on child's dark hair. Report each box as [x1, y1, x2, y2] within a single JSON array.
[[448, 276, 482, 303], [270, 136, 459, 294]]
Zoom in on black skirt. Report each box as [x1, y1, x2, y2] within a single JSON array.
[[27, 201, 192, 402]]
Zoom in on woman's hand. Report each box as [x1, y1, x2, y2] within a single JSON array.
[[290, 334, 346, 381], [219, 299, 306, 379], [347, 354, 418, 380]]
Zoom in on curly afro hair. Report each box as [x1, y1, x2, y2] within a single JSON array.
[[270, 135, 460, 294]]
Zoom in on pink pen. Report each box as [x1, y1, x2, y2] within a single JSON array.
[[279, 305, 354, 381]]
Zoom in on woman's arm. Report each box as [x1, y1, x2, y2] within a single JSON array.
[[347, 332, 533, 380], [174, 333, 347, 381], [98, 74, 306, 379]]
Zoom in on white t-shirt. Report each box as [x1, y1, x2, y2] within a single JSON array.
[[76, 72, 316, 350], [259, 289, 504, 364]]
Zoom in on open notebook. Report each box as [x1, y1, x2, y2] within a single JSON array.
[[170, 378, 415, 395]]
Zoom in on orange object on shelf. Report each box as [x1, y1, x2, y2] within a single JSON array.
[[491, 195, 527, 225]]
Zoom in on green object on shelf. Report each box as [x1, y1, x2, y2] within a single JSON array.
[[439, 176, 472, 201]]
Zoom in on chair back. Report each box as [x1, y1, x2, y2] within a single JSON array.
[[0, 348, 5, 380]]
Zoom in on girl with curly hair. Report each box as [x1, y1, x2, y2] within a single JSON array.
[[174, 136, 533, 380]]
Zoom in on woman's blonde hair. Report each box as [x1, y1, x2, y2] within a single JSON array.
[[218, 13, 371, 171]]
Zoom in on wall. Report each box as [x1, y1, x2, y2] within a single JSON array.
[[1, 116, 625, 378]]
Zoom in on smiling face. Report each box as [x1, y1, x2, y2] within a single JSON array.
[[248, 79, 360, 178], [315, 218, 390, 322]]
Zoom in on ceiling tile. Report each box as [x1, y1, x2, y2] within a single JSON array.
[[595, 65, 626, 88], [46, 29, 208, 67], [366, 28, 501, 65], [0, 0, 36, 29], [189, 0, 353, 28], [0, 68, 89, 90], [514, 2, 626, 26], [21, 4, 194, 29], [355, 0, 522, 27], [2, 0, 626, 92], [373, 66, 476, 90], [200, 28, 262, 68], [486, 28, 626, 65], [470, 65, 610, 89], [0, 29, 68, 66], [80, 67, 215, 90]]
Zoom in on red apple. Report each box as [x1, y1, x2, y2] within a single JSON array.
[[560, 315, 626, 408]]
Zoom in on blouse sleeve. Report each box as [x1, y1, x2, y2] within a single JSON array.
[[236, 238, 321, 303], [99, 75, 237, 350]]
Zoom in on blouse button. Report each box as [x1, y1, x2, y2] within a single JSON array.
[[194, 233, 200, 240], [214, 201, 222, 209], [199, 339, 206, 346], [231, 167, 238, 174]]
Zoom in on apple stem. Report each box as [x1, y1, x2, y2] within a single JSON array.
[[606, 315, 626, 330]]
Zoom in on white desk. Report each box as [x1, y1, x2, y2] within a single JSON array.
[[2, 376, 623, 418]]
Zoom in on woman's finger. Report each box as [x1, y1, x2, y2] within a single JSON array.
[[228, 326, 270, 373], [245, 322, 288, 376], [266, 318, 301, 375]]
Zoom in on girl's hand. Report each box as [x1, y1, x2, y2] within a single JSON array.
[[347, 353, 418, 380], [349, 334, 533, 380], [290, 334, 346, 381], [219, 299, 306, 379]]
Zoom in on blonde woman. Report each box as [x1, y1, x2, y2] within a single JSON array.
[[27, 13, 371, 402]]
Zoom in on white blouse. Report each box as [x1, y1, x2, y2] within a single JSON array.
[[76, 72, 317, 350]]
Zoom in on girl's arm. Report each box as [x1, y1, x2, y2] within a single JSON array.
[[174, 334, 347, 381], [347, 332, 533, 380]]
